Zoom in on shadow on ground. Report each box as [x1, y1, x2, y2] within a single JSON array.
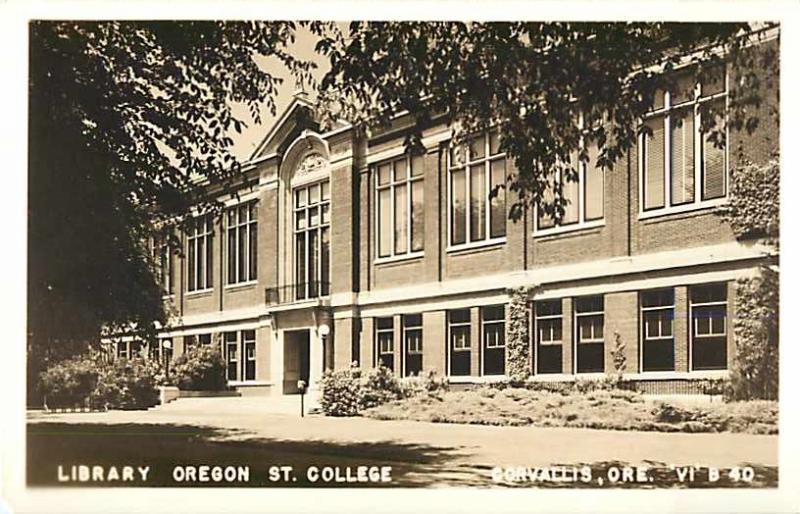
[[27, 422, 485, 487], [27, 422, 777, 488]]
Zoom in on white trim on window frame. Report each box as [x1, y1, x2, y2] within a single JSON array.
[[373, 154, 425, 263], [688, 284, 729, 372], [638, 69, 731, 220], [446, 131, 507, 251], [572, 296, 605, 374], [225, 200, 258, 286]]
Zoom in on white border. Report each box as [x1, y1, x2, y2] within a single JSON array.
[[2, 4, 799, 514]]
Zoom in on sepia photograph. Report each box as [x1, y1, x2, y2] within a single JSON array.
[[1, 3, 795, 512]]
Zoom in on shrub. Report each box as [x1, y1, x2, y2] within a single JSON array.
[[319, 367, 363, 417], [40, 355, 99, 408], [319, 365, 449, 416], [171, 343, 227, 391], [89, 357, 160, 410], [39, 352, 161, 410]]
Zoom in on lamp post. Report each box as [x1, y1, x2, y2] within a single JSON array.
[[162, 339, 173, 383], [318, 323, 330, 372]]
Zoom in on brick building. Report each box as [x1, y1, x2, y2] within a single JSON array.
[[113, 30, 779, 396]]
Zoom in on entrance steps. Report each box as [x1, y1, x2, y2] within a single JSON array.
[[149, 394, 321, 416]]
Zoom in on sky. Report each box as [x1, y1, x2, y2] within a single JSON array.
[[228, 25, 334, 161]]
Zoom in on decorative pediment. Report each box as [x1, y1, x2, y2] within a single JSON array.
[[296, 152, 326, 178]]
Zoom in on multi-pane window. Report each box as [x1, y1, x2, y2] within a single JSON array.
[[155, 239, 174, 296], [226, 202, 258, 285], [376, 154, 425, 258], [535, 300, 563, 374], [448, 309, 472, 376], [242, 330, 256, 381], [575, 296, 605, 373], [481, 305, 506, 376], [448, 130, 506, 246], [537, 145, 605, 231], [116, 341, 128, 359], [224, 332, 238, 381], [640, 289, 675, 371], [403, 314, 423, 377], [294, 181, 330, 300], [184, 333, 211, 355], [222, 331, 255, 382], [640, 68, 728, 212], [690, 283, 728, 371], [375, 317, 395, 371], [187, 215, 214, 292]]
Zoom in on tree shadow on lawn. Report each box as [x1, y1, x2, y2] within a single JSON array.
[[27, 422, 488, 488], [27, 423, 777, 489]]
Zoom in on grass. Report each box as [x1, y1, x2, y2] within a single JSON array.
[[363, 388, 778, 434]]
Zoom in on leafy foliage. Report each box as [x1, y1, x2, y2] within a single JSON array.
[[506, 287, 531, 383], [729, 270, 779, 400], [40, 354, 100, 408], [89, 358, 161, 410], [717, 156, 780, 246], [317, 22, 778, 220], [39, 352, 161, 410], [610, 331, 627, 376], [319, 365, 448, 416], [171, 343, 228, 391], [28, 21, 328, 403]]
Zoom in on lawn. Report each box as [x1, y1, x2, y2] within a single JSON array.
[[363, 387, 778, 434]]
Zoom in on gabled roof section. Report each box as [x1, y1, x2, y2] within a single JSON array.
[[248, 90, 319, 161]]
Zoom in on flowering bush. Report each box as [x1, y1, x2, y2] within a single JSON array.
[[88, 357, 160, 410], [39, 352, 160, 410], [171, 343, 227, 391], [320, 364, 449, 416], [39, 355, 99, 408]]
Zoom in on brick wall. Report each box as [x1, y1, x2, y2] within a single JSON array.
[[603, 291, 640, 374]]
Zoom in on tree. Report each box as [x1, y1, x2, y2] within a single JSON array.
[[28, 21, 325, 403], [316, 22, 778, 219]]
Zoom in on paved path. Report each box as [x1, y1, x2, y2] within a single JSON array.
[[28, 397, 777, 487]]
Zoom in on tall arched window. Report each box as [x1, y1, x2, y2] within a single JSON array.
[[293, 180, 330, 300]]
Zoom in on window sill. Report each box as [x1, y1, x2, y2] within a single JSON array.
[[534, 220, 605, 239], [185, 288, 213, 298], [374, 251, 424, 266], [639, 198, 727, 222], [224, 280, 258, 291], [446, 237, 506, 255]]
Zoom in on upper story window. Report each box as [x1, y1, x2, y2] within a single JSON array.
[[158, 242, 174, 296], [226, 201, 258, 285], [640, 67, 728, 215], [376, 154, 425, 259], [448, 130, 506, 248], [187, 215, 214, 292], [152, 234, 174, 296], [294, 181, 330, 300], [536, 144, 605, 233]]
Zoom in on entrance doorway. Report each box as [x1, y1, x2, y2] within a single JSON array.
[[283, 330, 310, 394]]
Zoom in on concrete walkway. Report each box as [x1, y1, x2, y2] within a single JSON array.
[[29, 396, 777, 472]]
